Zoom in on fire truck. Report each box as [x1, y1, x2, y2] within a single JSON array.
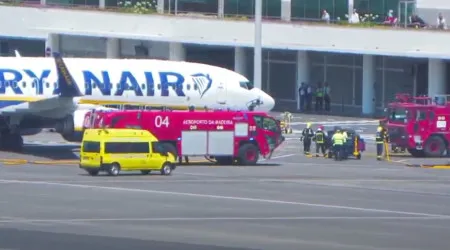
[[385, 93, 450, 157], [84, 109, 285, 165]]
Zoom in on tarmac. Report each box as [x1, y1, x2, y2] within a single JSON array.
[[1, 129, 450, 250]]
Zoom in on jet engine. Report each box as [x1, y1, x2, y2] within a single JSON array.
[[56, 108, 91, 142], [56, 105, 118, 142]]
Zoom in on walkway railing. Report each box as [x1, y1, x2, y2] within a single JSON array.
[[2, 0, 447, 32]]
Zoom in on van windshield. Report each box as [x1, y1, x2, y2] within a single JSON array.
[[82, 141, 100, 153]]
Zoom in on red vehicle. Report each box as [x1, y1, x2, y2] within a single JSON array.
[[385, 93, 450, 157], [85, 109, 285, 165]]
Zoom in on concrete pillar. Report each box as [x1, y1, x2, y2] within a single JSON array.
[[218, 0, 224, 18], [106, 38, 120, 58], [157, 0, 164, 14], [99, 0, 105, 9], [362, 54, 376, 115], [428, 58, 446, 97], [348, 0, 354, 19], [45, 33, 60, 57], [281, 0, 291, 21], [169, 42, 186, 61], [296, 51, 309, 110], [234, 47, 247, 76]]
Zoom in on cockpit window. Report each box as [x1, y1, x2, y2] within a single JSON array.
[[239, 81, 254, 90]]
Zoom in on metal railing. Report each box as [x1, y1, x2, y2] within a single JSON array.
[[1, 0, 447, 32]]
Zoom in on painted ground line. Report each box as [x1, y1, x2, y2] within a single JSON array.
[[0, 216, 449, 224], [0, 179, 446, 217]]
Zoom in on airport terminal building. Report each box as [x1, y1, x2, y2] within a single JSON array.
[[2, 0, 450, 115]]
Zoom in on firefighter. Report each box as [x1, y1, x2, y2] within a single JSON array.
[[331, 129, 345, 160], [314, 125, 327, 157], [375, 126, 386, 160], [301, 122, 314, 154]]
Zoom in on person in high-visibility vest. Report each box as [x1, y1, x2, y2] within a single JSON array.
[[314, 125, 327, 157], [331, 129, 345, 161], [376, 126, 386, 160], [301, 122, 315, 154]]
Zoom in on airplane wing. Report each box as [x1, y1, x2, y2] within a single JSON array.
[[0, 53, 83, 116]]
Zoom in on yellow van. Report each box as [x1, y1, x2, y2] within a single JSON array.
[[79, 129, 176, 176]]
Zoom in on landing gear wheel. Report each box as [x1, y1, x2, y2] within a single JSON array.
[[108, 163, 120, 176], [238, 144, 259, 165], [160, 163, 173, 175], [424, 136, 446, 157], [356, 153, 361, 160], [1, 133, 23, 152], [141, 170, 151, 175]]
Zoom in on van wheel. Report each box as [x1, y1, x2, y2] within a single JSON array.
[[160, 163, 172, 176], [141, 170, 151, 175], [108, 163, 120, 176], [87, 169, 99, 176], [238, 143, 259, 165]]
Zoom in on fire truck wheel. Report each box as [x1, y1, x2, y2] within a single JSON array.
[[424, 136, 446, 157], [108, 163, 120, 176], [163, 143, 178, 160], [86, 169, 99, 176], [141, 170, 151, 175], [238, 144, 259, 165]]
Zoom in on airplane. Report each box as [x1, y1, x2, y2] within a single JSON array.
[[0, 53, 275, 151]]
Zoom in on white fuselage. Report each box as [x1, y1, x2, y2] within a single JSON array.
[[0, 57, 275, 114]]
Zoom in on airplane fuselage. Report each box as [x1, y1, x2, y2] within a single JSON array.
[[0, 57, 273, 113]]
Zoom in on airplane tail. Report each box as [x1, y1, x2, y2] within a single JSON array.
[[53, 52, 83, 97]]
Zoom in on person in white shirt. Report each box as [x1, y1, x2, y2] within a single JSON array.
[[322, 10, 330, 24], [437, 13, 447, 29], [349, 9, 360, 24]]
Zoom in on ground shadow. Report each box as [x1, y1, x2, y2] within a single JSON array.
[[0, 228, 258, 250], [0, 145, 79, 160]]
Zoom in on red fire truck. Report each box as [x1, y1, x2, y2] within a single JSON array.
[[385, 93, 450, 157], [84, 109, 285, 165]]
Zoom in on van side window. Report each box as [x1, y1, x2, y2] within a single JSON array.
[[83, 141, 100, 153], [104, 142, 149, 153], [152, 142, 167, 154]]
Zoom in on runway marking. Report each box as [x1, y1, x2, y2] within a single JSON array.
[[0, 179, 447, 218], [0, 216, 450, 224]]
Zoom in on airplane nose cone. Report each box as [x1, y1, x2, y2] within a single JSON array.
[[265, 95, 275, 111]]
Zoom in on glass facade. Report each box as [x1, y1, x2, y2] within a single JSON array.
[[291, 0, 406, 21], [40, 0, 417, 23]]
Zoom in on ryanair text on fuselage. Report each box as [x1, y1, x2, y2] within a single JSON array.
[[0, 69, 214, 97]]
